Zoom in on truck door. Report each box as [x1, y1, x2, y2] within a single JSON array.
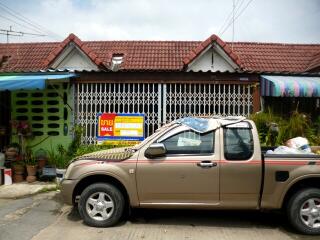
[[136, 126, 220, 206], [219, 121, 262, 209]]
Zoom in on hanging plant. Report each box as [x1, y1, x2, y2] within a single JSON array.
[[11, 120, 32, 137]]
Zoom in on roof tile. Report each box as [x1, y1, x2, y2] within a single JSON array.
[[0, 34, 319, 73]]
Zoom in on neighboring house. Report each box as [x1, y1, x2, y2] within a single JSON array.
[[0, 33, 319, 149]]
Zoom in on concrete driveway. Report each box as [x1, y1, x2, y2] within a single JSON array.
[[0, 191, 318, 240], [33, 207, 316, 240]]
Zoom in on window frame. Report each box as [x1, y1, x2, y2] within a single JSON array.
[[223, 123, 254, 161], [157, 128, 215, 156]]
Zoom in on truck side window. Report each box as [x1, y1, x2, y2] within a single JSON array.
[[224, 128, 253, 160], [160, 130, 214, 155]]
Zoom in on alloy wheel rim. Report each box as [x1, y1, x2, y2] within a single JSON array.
[[300, 198, 320, 229], [86, 192, 114, 221]]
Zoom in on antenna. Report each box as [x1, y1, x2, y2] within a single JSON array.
[[232, 0, 235, 50], [0, 27, 47, 43]]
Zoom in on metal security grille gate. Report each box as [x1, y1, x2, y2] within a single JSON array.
[[164, 83, 253, 122], [75, 82, 253, 144], [76, 83, 161, 144]]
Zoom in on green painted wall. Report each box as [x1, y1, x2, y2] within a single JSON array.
[[11, 82, 73, 153]]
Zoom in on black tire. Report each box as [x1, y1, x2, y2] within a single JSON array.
[[78, 183, 125, 227], [287, 188, 320, 235]]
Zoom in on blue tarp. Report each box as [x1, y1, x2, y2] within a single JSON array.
[[0, 73, 76, 91], [175, 117, 213, 133]]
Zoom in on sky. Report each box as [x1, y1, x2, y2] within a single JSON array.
[[0, 0, 319, 44]]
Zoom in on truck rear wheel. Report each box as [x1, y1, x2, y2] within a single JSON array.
[[78, 183, 125, 227], [287, 188, 320, 235]]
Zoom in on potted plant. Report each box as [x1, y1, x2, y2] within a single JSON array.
[[5, 143, 20, 161], [55, 144, 69, 184], [35, 148, 47, 170], [11, 161, 25, 183], [25, 149, 37, 183], [11, 120, 32, 157]]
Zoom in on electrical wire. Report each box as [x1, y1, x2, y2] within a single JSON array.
[[220, 0, 255, 36], [0, 15, 45, 35], [219, 0, 247, 35], [0, 28, 46, 36], [0, 2, 61, 39], [0, 2, 62, 40], [218, 0, 243, 34]]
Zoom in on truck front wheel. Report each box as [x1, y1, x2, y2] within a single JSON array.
[[287, 188, 320, 235], [78, 183, 125, 227]]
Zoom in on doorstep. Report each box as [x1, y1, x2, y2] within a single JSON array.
[[0, 181, 57, 199]]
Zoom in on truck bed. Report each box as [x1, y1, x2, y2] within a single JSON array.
[[261, 151, 320, 209]]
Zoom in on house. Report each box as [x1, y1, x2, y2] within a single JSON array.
[[0, 33, 319, 150]]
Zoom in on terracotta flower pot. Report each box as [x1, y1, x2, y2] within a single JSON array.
[[26, 165, 37, 176], [13, 174, 24, 183], [26, 175, 36, 183], [38, 158, 47, 169], [12, 164, 25, 175], [5, 151, 17, 160]]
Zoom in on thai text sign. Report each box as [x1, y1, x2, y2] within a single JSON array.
[[97, 113, 145, 141]]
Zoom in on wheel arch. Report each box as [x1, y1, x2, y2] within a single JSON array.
[[281, 176, 320, 209], [72, 174, 130, 207]]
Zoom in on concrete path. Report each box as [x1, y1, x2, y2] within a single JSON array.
[[0, 191, 317, 240], [32, 201, 315, 240], [0, 191, 62, 240], [0, 181, 57, 199]]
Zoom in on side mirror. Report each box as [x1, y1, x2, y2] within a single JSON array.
[[145, 143, 166, 159]]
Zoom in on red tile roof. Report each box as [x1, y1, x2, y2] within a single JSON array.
[[183, 34, 241, 67], [306, 51, 320, 72], [0, 34, 319, 73], [43, 33, 105, 68]]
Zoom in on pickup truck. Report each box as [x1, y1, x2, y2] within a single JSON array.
[[61, 117, 320, 235]]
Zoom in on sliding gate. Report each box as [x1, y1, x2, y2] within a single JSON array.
[[75, 82, 253, 144]]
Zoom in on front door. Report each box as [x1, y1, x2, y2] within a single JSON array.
[[136, 126, 220, 206]]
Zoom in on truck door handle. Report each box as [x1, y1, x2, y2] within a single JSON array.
[[197, 161, 217, 168]]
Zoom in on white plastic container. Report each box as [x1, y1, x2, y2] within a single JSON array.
[[4, 168, 12, 185], [56, 168, 66, 184]]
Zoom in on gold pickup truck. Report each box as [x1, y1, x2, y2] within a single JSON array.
[[61, 117, 320, 235]]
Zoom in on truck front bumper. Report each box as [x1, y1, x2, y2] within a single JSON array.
[[60, 179, 79, 205]]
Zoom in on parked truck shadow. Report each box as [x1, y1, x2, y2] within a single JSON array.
[[68, 207, 320, 239], [67, 207, 294, 231], [130, 208, 286, 229]]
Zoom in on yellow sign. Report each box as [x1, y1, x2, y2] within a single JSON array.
[[97, 113, 145, 141]]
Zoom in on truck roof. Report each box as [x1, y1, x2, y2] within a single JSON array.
[[174, 116, 247, 133]]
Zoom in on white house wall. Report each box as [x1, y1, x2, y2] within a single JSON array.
[[51, 45, 99, 71], [188, 47, 236, 72]]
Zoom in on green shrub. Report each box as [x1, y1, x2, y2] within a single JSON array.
[[25, 147, 37, 166], [250, 109, 320, 146], [249, 108, 281, 146], [46, 125, 132, 168], [279, 111, 310, 139]]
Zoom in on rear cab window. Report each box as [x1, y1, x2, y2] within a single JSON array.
[[223, 121, 254, 161]]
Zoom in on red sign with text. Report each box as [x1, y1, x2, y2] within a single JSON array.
[[98, 113, 117, 137]]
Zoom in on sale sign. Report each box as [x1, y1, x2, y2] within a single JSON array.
[[97, 113, 145, 141], [98, 113, 117, 137]]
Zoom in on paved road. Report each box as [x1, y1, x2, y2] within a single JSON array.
[[0, 192, 62, 240], [0, 191, 318, 240]]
